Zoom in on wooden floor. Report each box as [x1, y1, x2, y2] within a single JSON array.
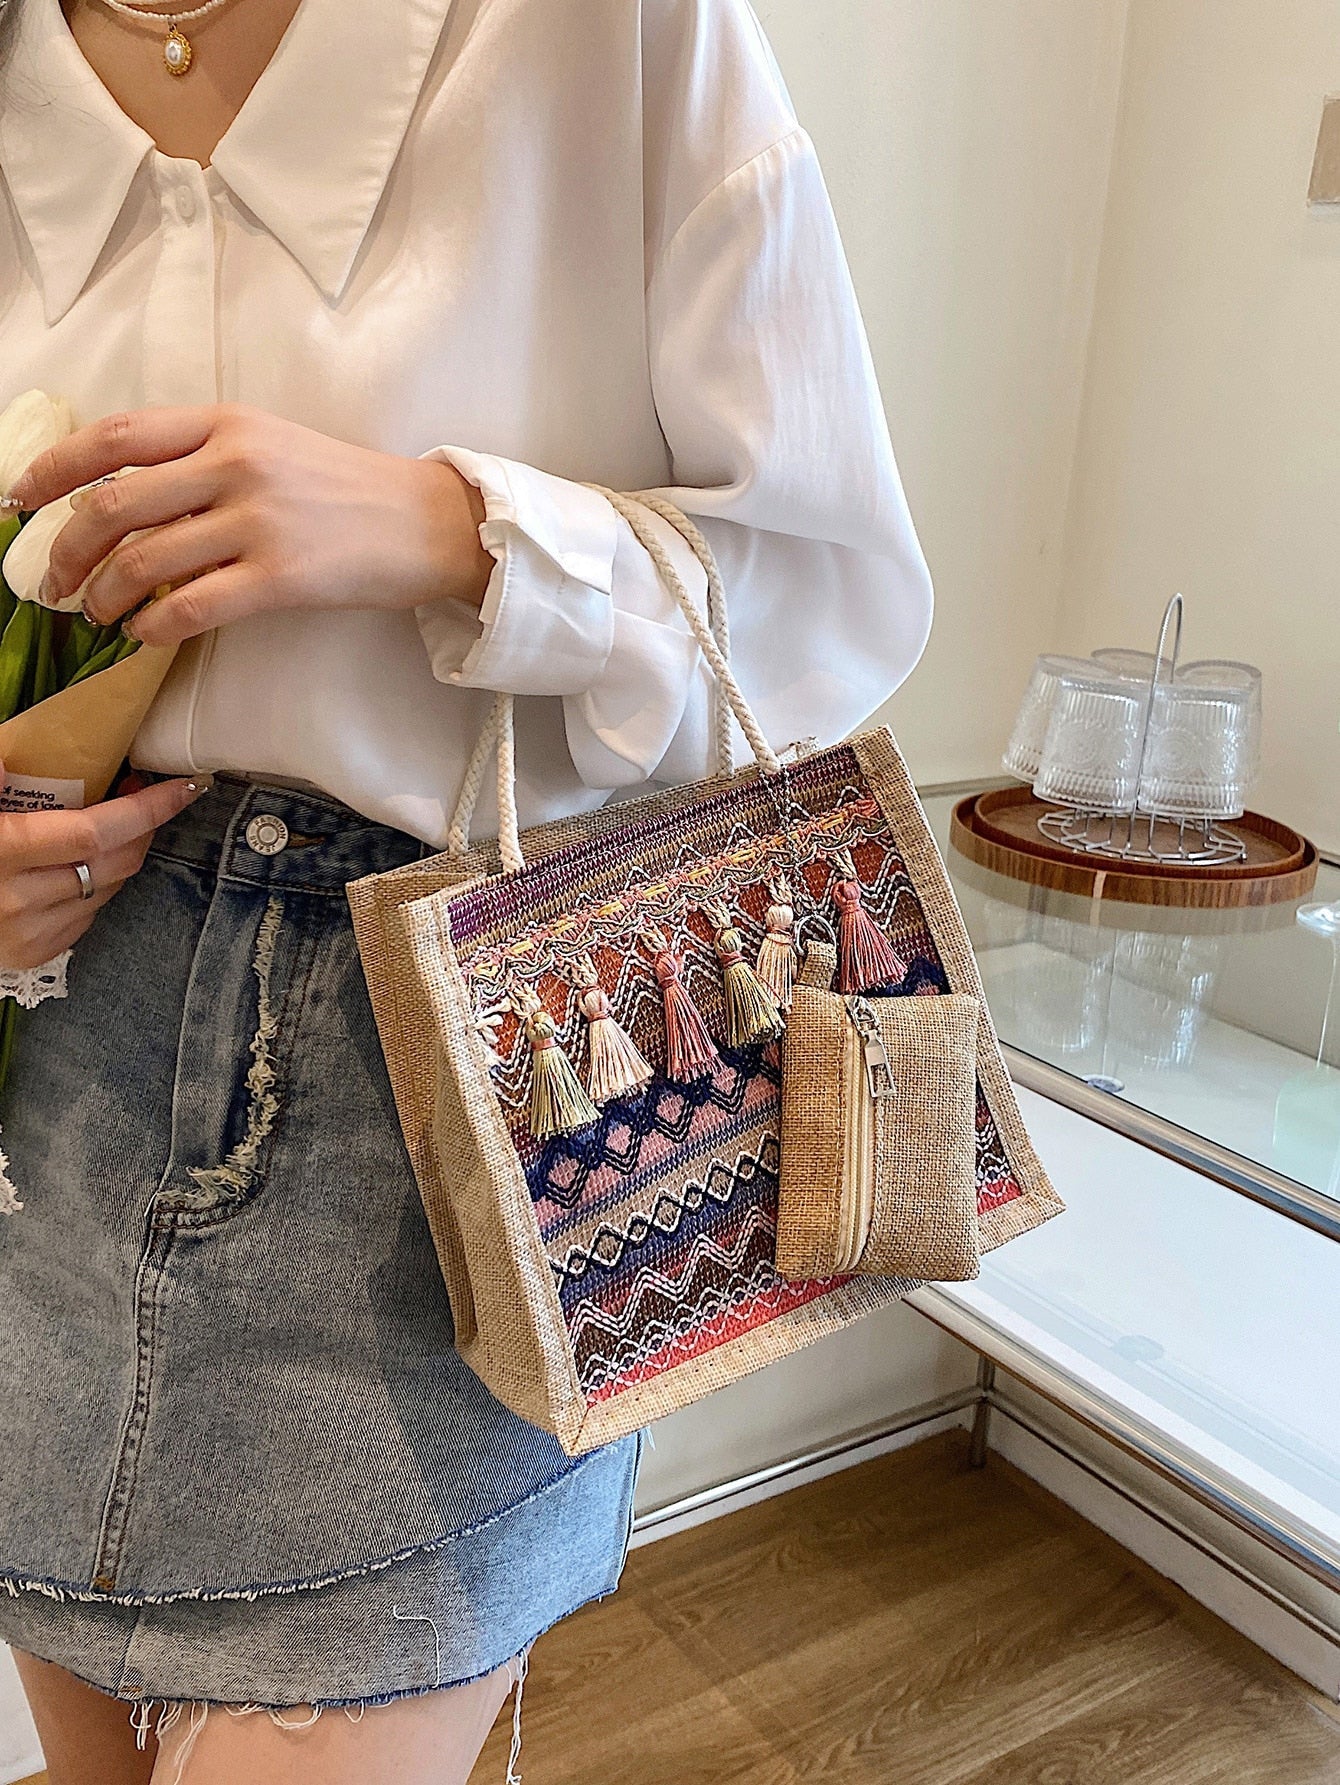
[[18, 1431, 1340, 1784], [469, 1431, 1340, 1785]]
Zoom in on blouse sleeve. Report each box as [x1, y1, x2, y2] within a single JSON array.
[[413, 122, 933, 794]]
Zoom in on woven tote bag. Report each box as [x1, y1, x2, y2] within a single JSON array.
[[348, 488, 1063, 1457]]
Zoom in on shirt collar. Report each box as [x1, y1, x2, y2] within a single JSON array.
[[0, 0, 456, 323]]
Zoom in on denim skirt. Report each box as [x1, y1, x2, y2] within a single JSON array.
[[0, 773, 645, 1707]]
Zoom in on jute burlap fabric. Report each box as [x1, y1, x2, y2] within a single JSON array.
[[776, 942, 981, 1282]]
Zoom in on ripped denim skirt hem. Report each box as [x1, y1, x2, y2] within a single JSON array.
[[0, 1423, 643, 1706]]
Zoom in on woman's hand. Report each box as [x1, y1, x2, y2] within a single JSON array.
[[0, 768, 206, 970], [7, 405, 494, 647]]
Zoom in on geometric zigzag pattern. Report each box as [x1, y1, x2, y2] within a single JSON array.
[[526, 1043, 780, 1211], [567, 1201, 786, 1396], [551, 1135, 781, 1290], [582, 1254, 790, 1399]]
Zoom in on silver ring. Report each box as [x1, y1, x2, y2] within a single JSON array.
[[72, 861, 95, 901]]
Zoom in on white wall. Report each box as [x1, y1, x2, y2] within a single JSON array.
[[633, 1298, 973, 1514], [755, 0, 1132, 784], [1054, 0, 1340, 854]]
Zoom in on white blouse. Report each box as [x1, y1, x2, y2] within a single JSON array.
[[0, 0, 932, 847]]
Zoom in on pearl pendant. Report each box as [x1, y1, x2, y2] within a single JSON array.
[[163, 26, 192, 76]]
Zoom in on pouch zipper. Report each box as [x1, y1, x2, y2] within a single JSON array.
[[835, 997, 896, 1272]]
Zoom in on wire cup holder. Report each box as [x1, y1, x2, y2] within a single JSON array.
[[1025, 596, 1256, 866]]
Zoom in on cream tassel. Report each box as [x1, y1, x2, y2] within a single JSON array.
[[566, 955, 653, 1104], [704, 900, 784, 1048], [755, 877, 798, 1012], [511, 986, 599, 1140]]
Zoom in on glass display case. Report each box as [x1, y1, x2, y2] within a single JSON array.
[[912, 783, 1340, 1593], [925, 785, 1340, 1224]]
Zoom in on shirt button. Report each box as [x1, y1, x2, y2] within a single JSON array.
[[245, 814, 289, 856], [175, 185, 198, 223]]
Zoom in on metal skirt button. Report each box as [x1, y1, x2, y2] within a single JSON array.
[[245, 814, 289, 856]]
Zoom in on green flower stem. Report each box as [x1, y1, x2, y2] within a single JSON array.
[[0, 600, 39, 722], [0, 998, 18, 1096], [57, 614, 102, 687], [0, 516, 19, 635], [64, 633, 125, 688], [32, 607, 56, 704]]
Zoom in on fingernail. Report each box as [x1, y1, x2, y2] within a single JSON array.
[[69, 487, 90, 511], [121, 614, 140, 641]]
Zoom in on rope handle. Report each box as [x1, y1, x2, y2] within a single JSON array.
[[628, 489, 734, 777], [447, 487, 780, 873]]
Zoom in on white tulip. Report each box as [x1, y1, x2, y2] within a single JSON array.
[[0, 390, 74, 500], [1, 496, 85, 610], [2, 467, 151, 611]]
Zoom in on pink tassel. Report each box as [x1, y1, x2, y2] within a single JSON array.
[[643, 929, 720, 1082], [831, 850, 906, 994], [756, 877, 798, 1012], [568, 955, 654, 1104]]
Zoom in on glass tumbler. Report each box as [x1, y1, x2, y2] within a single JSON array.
[[1003, 655, 1119, 782], [1137, 679, 1256, 819], [1090, 647, 1176, 683], [1175, 659, 1263, 788], [1033, 673, 1148, 812]]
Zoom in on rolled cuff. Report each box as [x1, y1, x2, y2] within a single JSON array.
[[413, 445, 619, 696]]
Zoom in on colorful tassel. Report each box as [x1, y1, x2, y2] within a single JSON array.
[[567, 955, 653, 1104], [512, 986, 599, 1140], [704, 900, 784, 1048], [831, 850, 906, 994], [643, 928, 721, 1083], [755, 877, 798, 1011]]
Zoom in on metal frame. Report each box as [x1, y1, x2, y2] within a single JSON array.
[[908, 1288, 1340, 1593], [990, 1395, 1340, 1649], [632, 1384, 981, 1537], [630, 778, 1339, 1637]]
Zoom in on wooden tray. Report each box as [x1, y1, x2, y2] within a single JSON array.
[[950, 787, 1318, 909]]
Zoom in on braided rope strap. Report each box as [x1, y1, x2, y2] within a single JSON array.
[[446, 488, 780, 873], [621, 488, 734, 776], [585, 487, 779, 777]]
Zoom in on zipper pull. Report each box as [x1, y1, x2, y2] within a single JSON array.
[[846, 997, 896, 1101]]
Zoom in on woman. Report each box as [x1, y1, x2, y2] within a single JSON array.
[[0, 0, 932, 1778]]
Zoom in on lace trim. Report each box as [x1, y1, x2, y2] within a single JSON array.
[[0, 952, 71, 1215], [0, 1133, 19, 1215], [0, 949, 71, 1010]]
